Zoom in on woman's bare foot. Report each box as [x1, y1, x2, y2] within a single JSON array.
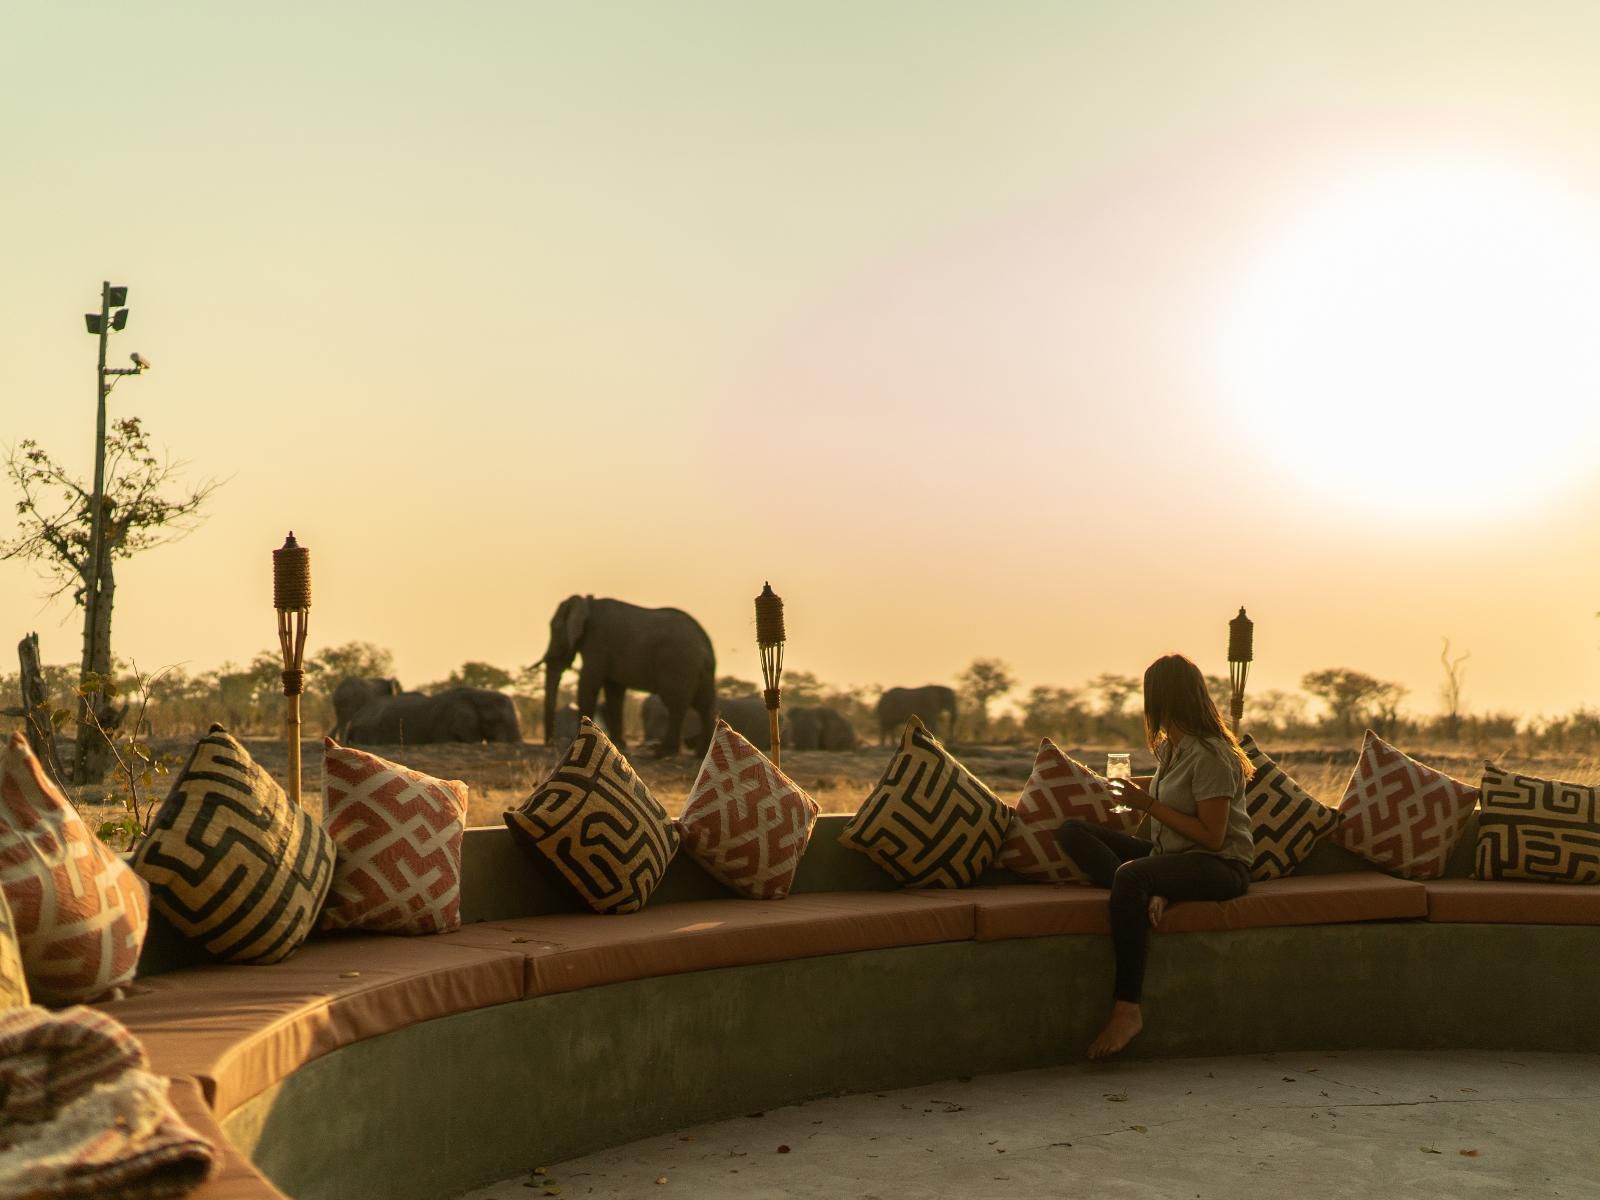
[[1148, 896, 1167, 927], [1087, 1000, 1144, 1060]]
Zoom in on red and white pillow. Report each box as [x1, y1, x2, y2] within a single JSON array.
[[678, 721, 819, 899], [998, 740, 1141, 883], [317, 738, 469, 935], [1333, 731, 1478, 879], [0, 733, 149, 1004]]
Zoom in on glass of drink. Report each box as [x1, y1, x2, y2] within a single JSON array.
[[1106, 752, 1132, 812]]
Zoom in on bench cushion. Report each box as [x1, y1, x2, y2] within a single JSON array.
[[997, 740, 1138, 884], [166, 1076, 289, 1200], [103, 933, 525, 1113], [1425, 879, 1600, 924], [445, 892, 977, 995], [971, 885, 1111, 940], [1157, 873, 1427, 932]]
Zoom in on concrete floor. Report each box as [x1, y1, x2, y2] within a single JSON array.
[[458, 1051, 1600, 1200]]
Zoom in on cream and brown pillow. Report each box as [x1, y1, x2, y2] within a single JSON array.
[[0, 733, 148, 1003], [1476, 763, 1600, 884], [1240, 735, 1342, 881], [318, 738, 469, 935], [998, 739, 1138, 883], [0, 887, 28, 1010], [131, 726, 334, 964], [1332, 731, 1478, 879], [840, 717, 1011, 888], [677, 721, 819, 900], [505, 719, 679, 913]]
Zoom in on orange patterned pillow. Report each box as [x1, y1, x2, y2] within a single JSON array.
[[678, 721, 819, 899], [999, 740, 1140, 883], [1333, 731, 1478, 879], [0, 733, 149, 1004], [318, 739, 469, 935]]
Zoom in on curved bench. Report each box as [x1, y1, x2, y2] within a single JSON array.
[[102, 813, 1600, 1200]]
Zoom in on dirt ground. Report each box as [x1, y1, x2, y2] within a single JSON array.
[[65, 734, 1573, 834]]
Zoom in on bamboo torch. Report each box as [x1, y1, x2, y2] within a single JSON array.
[[1228, 606, 1253, 737], [273, 533, 311, 808], [755, 582, 785, 767]]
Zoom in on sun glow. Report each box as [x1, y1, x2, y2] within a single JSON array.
[[1217, 159, 1600, 521]]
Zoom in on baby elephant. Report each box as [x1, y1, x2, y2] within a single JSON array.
[[345, 687, 520, 746]]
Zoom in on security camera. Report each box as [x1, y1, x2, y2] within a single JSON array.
[[130, 352, 151, 370]]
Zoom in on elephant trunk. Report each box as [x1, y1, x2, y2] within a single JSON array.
[[543, 660, 566, 742]]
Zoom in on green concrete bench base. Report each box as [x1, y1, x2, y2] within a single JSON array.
[[218, 925, 1600, 1200]]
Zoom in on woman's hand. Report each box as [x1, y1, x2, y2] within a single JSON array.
[[1106, 778, 1155, 813]]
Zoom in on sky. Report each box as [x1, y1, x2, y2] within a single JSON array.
[[5, 2, 1600, 722]]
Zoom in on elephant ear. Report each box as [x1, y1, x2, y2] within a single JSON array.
[[564, 595, 591, 649]]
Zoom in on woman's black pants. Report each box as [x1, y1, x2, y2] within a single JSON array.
[[1054, 819, 1251, 1003]]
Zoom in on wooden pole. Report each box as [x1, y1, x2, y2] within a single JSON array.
[[756, 583, 785, 768], [273, 534, 311, 808], [1228, 607, 1253, 738]]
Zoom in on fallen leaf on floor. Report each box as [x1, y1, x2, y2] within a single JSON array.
[[1460, 1087, 1478, 1094], [747, 1112, 765, 1119], [655, 1176, 668, 1185], [339, 971, 361, 979], [531, 1168, 547, 1176], [777, 1145, 791, 1154], [1420, 1146, 1441, 1154], [1320, 1091, 1329, 1098], [1306, 1067, 1319, 1072], [1282, 1077, 1296, 1082], [1460, 1150, 1481, 1157], [679, 1135, 695, 1142], [1131, 1125, 1148, 1134], [1104, 1093, 1129, 1102]]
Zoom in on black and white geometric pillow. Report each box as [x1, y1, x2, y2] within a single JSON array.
[[839, 717, 1011, 888], [505, 718, 679, 913], [132, 725, 334, 964], [1476, 764, 1600, 884], [1240, 735, 1342, 881]]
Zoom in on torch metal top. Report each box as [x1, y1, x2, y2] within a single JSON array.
[[273, 532, 311, 611], [755, 581, 785, 646], [1228, 606, 1253, 663]]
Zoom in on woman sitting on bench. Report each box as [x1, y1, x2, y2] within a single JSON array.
[[1055, 653, 1255, 1059]]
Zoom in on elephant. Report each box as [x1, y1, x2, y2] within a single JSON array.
[[331, 677, 401, 740], [876, 685, 958, 745], [345, 687, 521, 745], [640, 693, 785, 752], [550, 705, 610, 742], [646, 693, 778, 752], [783, 706, 858, 752], [539, 595, 715, 757]]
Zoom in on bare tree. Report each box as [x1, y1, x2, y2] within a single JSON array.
[[2, 416, 218, 781], [1089, 673, 1140, 719], [1439, 637, 1470, 741]]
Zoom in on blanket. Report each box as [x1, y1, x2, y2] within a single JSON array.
[[0, 1004, 216, 1200]]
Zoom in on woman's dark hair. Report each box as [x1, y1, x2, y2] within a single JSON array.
[[1142, 654, 1253, 779]]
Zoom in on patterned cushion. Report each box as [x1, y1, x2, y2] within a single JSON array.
[[131, 725, 334, 964], [318, 738, 469, 934], [840, 717, 1012, 888], [998, 739, 1139, 883], [1240, 735, 1343, 881], [0, 733, 148, 1005], [1475, 763, 1600, 884], [1332, 731, 1478, 879], [677, 720, 819, 900], [0, 886, 28, 1010], [505, 718, 679, 914]]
